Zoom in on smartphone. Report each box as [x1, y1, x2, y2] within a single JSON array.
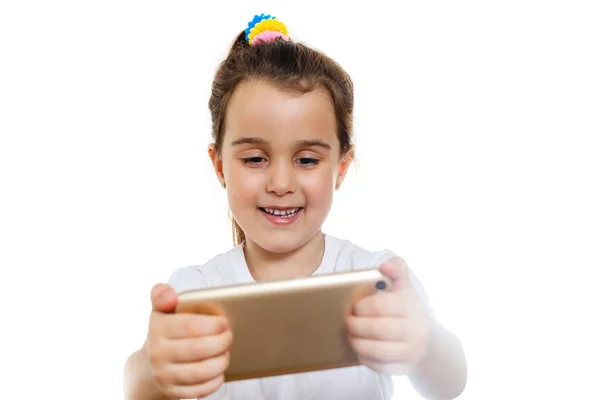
[[175, 268, 392, 381]]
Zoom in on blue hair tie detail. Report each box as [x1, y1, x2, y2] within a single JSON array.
[[245, 14, 275, 41]]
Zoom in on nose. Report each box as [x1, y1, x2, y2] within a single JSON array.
[[266, 159, 296, 196]]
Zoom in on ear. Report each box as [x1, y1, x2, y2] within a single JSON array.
[[335, 149, 354, 190], [208, 144, 226, 187]]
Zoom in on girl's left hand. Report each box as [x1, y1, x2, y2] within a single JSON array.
[[346, 257, 433, 375]]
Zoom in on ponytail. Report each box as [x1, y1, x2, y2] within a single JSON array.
[[230, 212, 246, 247]]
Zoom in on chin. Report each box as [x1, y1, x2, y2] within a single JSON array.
[[251, 231, 309, 254]]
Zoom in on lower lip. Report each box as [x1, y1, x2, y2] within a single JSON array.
[[260, 208, 303, 225]]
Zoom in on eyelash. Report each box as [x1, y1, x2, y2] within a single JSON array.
[[241, 157, 320, 166], [242, 157, 266, 165], [298, 158, 319, 166]]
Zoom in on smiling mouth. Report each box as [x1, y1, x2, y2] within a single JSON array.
[[259, 207, 303, 217]]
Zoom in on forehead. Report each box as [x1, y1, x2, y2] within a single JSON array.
[[224, 80, 338, 147]]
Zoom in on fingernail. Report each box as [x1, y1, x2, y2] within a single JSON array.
[[222, 318, 229, 331]]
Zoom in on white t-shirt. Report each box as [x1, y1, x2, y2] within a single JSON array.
[[168, 234, 432, 400]]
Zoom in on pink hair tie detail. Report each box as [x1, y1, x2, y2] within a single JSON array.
[[252, 31, 289, 45]]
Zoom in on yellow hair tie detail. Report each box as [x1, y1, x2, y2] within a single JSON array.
[[248, 19, 288, 45]]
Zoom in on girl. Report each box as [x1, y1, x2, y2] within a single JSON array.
[[124, 14, 467, 400]]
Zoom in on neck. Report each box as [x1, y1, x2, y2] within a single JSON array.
[[243, 232, 325, 281]]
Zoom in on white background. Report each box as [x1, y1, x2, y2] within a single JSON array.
[[1, 1, 599, 399]]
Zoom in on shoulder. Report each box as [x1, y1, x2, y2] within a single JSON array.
[[326, 234, 435, 314], [167, 245, 244, 294], [325, 234, 397, 272]]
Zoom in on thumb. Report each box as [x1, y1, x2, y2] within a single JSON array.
[[150, 283, 178, 312], [379, 256, 412, 292]]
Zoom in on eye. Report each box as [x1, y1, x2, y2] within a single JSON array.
[[241, 156, 267, 165], [297, 158, 319, 166]]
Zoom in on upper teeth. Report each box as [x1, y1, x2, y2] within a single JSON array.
[[264, 207, 299, 216]]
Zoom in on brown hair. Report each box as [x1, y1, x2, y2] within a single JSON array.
[[208, 31, 355, 246]]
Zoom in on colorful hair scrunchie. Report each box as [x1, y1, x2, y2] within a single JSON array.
[[245, 14, 289, 46]]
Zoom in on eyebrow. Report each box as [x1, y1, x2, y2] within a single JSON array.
[[231, 137, 332, 150], [296, 139, 332, 150], [230, 137, 268, 146]]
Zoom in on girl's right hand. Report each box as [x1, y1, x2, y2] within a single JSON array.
[[144, 283, 232, 399]]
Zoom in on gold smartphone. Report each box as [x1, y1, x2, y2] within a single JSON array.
[[175, 268, 392, 381]]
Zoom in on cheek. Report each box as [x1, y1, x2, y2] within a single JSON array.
[[299, 168, 335, 205], [226, 162, 262, 203]]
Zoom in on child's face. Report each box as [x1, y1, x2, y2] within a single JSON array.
[[210, 80, 351, 253]]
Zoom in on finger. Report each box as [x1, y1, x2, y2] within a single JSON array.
[[379, 257, 412, 292], [353, 292, 406, 317], [168, 330, 233, 363], [151, 283, 178, 313], [348, 336, 408, 364], [167, 352, 230, 385], [167, 373, 225, 400], [164, 314, 229, 339], [346, 316, 407, 341]]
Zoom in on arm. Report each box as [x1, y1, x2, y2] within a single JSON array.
[[408, 321, 468, 399], [347, 257, 467, 400], [123, 345, 172, 400]]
